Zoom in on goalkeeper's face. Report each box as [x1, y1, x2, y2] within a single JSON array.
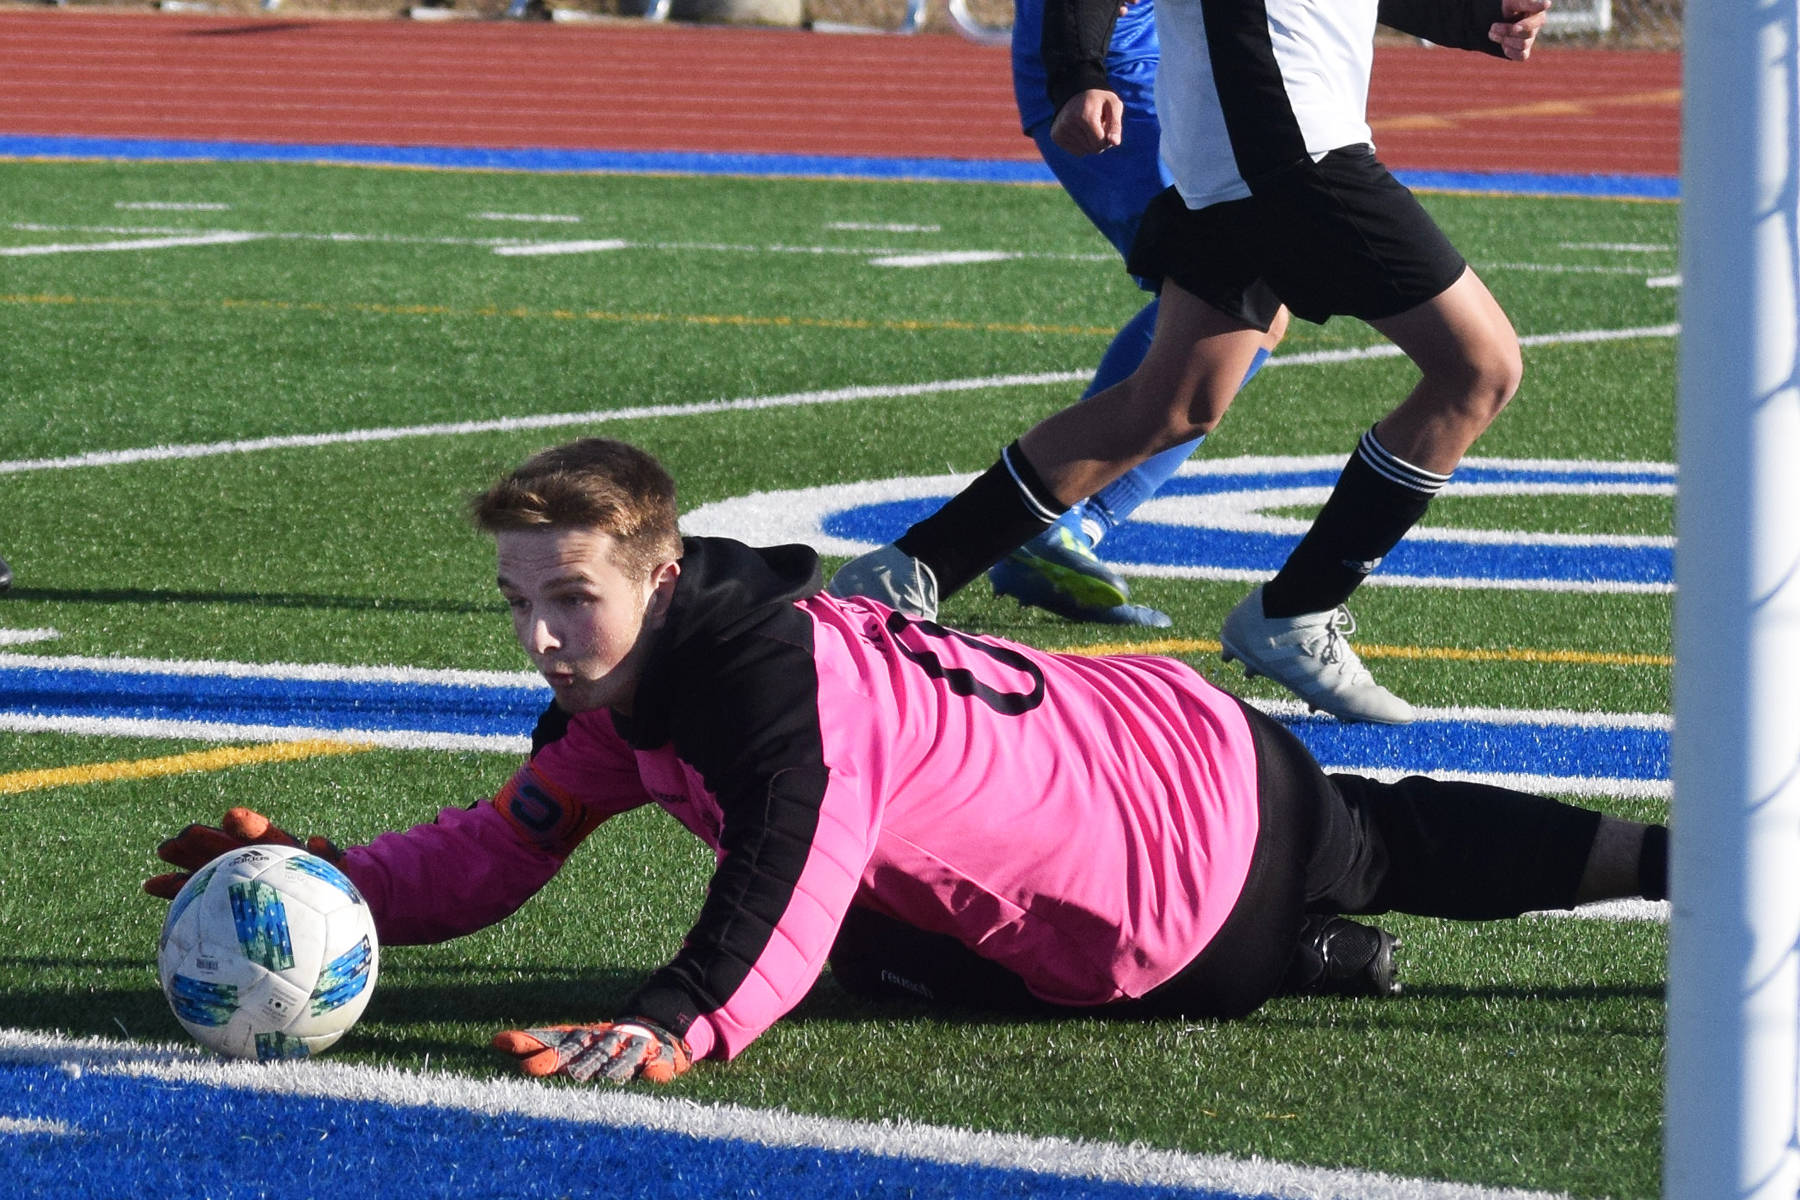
[[494, 526, 680, 715]]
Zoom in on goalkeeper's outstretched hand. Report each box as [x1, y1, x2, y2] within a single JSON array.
[[492, 1020, 692, 1084], [144, 806, 342, 900]]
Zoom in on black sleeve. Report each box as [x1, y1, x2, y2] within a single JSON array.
[[528, 700, 571, 757], [1042, 0, 1123, 117], [619, 617, 837, 1038], [1377, 0, 1509, 56]]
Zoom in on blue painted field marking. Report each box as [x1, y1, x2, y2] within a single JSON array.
[[0, 654, 1668, 798], [0, 1034, 1572, 1200], [813, 458, 1675, 592], [0, 134, 1675, 199], [0, 660, 548, 740], [0, 1061, 1238, 1200], [1291, 710, 1667, 788]]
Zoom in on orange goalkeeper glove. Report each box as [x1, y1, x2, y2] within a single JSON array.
[[492, 1019, 692, 1084], [144, 806, 342, 900]]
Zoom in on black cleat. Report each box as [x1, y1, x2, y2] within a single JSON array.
[[0, 554, 10, 592], [1284, 915, 1402, 998]]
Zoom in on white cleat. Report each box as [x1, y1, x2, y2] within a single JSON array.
[[827, 543, 939, 620], [1219, 586, 1415, 724]]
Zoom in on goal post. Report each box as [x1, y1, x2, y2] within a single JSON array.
[[1665, 0, 1800, 1195]]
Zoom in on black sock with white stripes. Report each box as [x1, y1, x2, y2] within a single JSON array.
[[1260, 428, 1450, 619], [894, 441, 1062, 599]]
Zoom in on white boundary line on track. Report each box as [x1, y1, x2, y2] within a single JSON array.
[[0, 324, 1677, 477], [0, 1028, 1572, 1200]]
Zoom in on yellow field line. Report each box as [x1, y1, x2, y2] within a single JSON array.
[[0, 292, 1116, 339], [1061, 638, 1672, 668], [1372, 89, 1681, 132], [0, 738, 375, 795]]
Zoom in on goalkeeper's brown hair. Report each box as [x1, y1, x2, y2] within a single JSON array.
[[471, 438, 682, 582]]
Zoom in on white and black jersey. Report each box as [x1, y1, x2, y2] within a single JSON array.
[[1044, 0, 1507, 323], [1155, 0, 1382, 207], [1043, 0, 1509, 209]]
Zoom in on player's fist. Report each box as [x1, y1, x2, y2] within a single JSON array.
[[1050, 89, 1125, 157], [493, 1019, 692, 1084], [1490, 0, 1550, 59], [144, 806, 341, 899]]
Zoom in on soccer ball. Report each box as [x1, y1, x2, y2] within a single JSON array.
[[157, 843, 379, 1062]]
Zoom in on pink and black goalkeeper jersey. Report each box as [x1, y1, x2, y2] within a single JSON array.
[[340, 538, 1260, 1062]]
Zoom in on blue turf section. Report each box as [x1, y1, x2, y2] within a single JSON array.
[[0, 1062, 1251, 1200], [0, 133, 1676, 198], [0, 658, 1667, 789], [0, 663, 548, 738], [824, 461, 1675, 591]]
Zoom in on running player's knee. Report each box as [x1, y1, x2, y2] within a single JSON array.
[[1423, 336, 1522, 426]]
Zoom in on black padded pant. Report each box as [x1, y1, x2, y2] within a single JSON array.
[[827, 700, 1603, 1021]]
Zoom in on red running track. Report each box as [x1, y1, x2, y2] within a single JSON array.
[[0, 9, 1679, 176]]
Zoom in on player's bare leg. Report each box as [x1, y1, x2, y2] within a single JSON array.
[[1016, 283, 1266, 505], [1221, 270, 1522, 723], [1367, 268, 1523, 473], [829, 284, 1263, 617]]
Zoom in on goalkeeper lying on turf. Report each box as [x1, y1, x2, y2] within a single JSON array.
[[146, 436, 1670, 1085]]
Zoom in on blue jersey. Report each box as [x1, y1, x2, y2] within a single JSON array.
[[1011, 0, 1159, 136], [1012, 0, 1168, 271]]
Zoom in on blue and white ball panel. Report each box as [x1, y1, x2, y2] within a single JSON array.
[[311, 937, 375, 1017], [228, 880, 296, 973], [284, 853, 367, 904]]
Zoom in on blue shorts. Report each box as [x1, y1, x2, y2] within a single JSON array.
[[1025, 60, 1169, 288], [1013, 0, 1166, 288]]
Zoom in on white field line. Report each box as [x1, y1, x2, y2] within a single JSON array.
[[1176, 454, 1675, 477], [491, 239, 631, 256], [0, 711, 527, 755], [0, 651, 540, 688], [472, 212, 583, 223], [0, 1029, 1572, 1200], [0, 324, 1678, 478], [0, 372, 1084, 476], [1269, 322, 1680, 369], [6, 223, 1676, 279], [1483, 260, 1675, 276], [1531, 898, 1669, 922], [3, 222, 1112, 263], [867, 250, 1016, 267], [0, 1115, 75, 1136], [1558, 242, 1674, 253], [1249, 696, 1669, 731], [114, 201, 233, 212], [1142, 564, 1674, 594], [826, 221, 942, 233], [0, 231, 265, 256], [0, 628, 60, 646], [0, 647, 540, 683]]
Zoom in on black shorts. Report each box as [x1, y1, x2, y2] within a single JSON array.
[[1125, 145, 1467, 327]]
